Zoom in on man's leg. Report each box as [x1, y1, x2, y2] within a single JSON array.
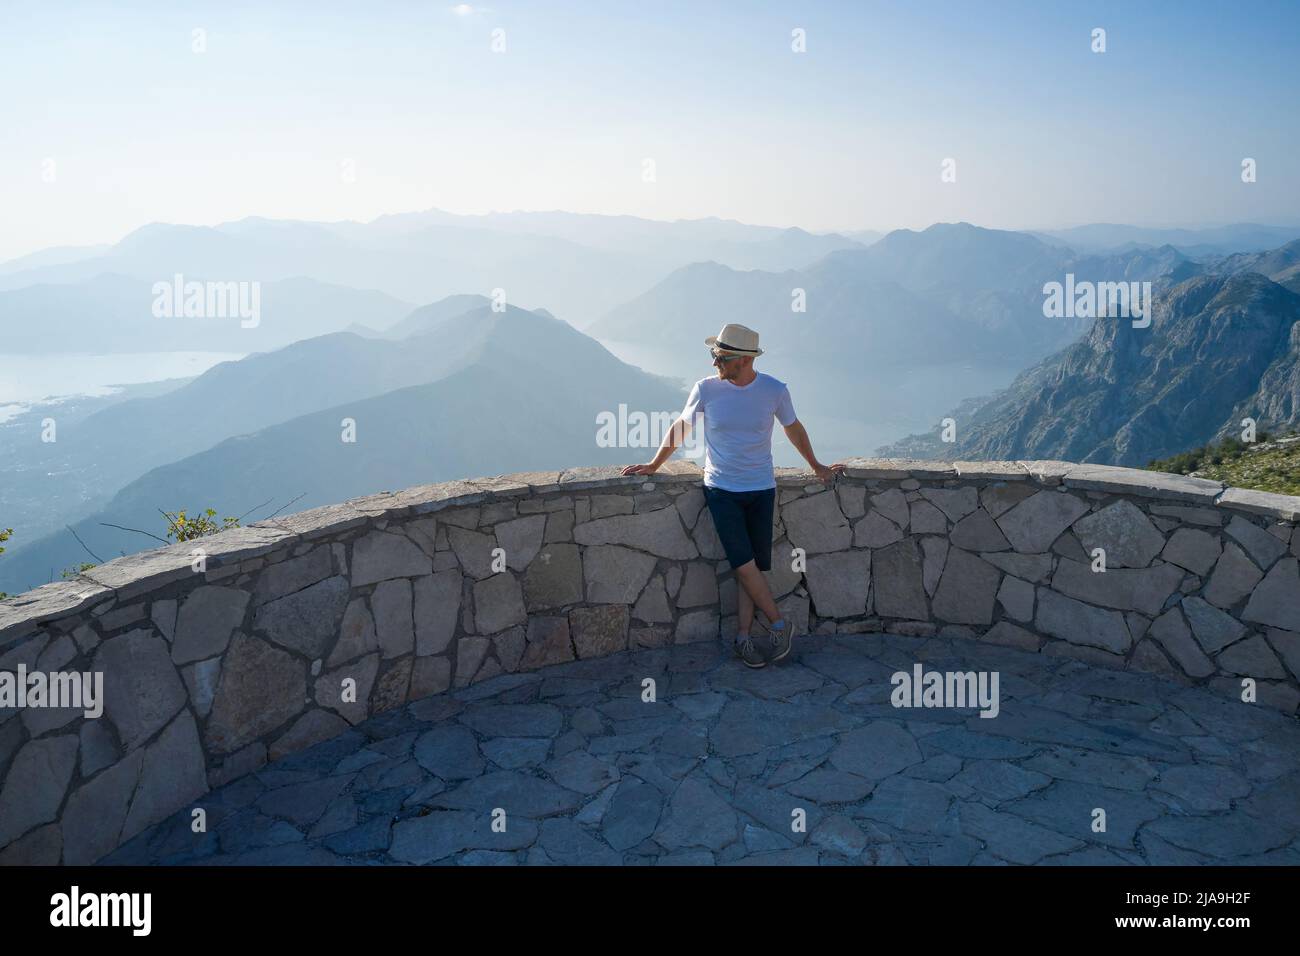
[[737, 566, 756, 636], [735, 560, 781, 629]]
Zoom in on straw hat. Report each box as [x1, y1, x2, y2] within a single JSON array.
[[704, 323, 763, 356]]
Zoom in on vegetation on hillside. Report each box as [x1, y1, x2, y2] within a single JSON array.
[[1147, 432, 1300, 495]]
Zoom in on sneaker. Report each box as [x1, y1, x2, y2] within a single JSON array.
[[764, 619, 792, 663], [734, 636, 767, 668]]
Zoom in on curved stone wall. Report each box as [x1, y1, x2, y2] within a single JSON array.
[[1, 458, 1298, 864]]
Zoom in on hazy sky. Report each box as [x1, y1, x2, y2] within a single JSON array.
[[2, 0, 1297, 260]]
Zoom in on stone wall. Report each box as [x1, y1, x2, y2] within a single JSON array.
[[1, 458, 1298, 864]]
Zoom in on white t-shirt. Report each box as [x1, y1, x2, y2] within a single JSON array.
[[680, 372, 798, 492]]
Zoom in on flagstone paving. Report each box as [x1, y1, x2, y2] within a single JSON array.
[[103, 632, 1300, 866]]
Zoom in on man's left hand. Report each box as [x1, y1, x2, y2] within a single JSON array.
[[813, 461, 845, 485]]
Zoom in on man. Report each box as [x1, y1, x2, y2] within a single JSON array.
[[623, 323, 843, 668]]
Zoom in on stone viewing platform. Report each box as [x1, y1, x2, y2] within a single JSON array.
[[1, 458, 1298, 865]]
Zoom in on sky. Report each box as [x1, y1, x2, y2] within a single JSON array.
[[1, 0, 1298, 260]]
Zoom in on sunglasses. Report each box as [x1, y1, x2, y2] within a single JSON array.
[[710, 350, 743, 363]]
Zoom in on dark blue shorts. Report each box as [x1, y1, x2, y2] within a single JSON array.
[[703, 485, 776, 572]]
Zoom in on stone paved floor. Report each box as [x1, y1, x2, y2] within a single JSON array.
[[104, 632, 1300, 866]]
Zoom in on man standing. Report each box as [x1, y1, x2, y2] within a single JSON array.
[[623, 323, 843, 668]]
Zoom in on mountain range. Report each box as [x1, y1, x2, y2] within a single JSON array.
[[0, 302, 686, 595], [880, 244, 1300, 466]]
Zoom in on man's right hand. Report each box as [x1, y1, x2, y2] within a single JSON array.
[[621, 463, 659, 476]]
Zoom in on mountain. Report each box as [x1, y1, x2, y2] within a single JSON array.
[[0, 273, 413, 353], [0, 293, 511, 545], [0, 305, 688, 595], [590, 223, 1200, 374], [1031, 223, 1300, 256], [879, 271, 1300, 466], [0, 211, 865, 329]]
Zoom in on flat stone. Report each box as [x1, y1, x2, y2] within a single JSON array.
[[1072, 500, 1166, 568], [351, 530, 433, 586], [837, 484, 866, 519], [1217, 635, 1287, 679], [253, 575, 350, 659], [413, 724, 484, 779], [853, 511, 902, 548], [122, 711, 208, 842], [389, 809, 537, 864], [584, 545, 657, 604], [413, 570, 461, 656], [603, 779, 664, 851], [674, 609, 718, 644], [1050, 559, 1184, 616], [316, 652, 379, 723], [872, 539, 929, 620], [1204, 541, 1264, 609], [1161, 527, 1221, 576], [570, 605, 629, 657], [94, 628, 188, 751], [950, 509, 1010, 552], [995, 576, 1035, 622], [522, 616, 575, 668], [371, 579, 415, 659], [1062, 465, 1222, 504], [493, 515, 546, 571], [433, 769, 585, 818], [633, 576, 673, 623], [206, 633, 307, 754], [908, 499, 947, 534], [676, 562, 719, 608], [329, 598, 378, 667], [1148, 608, 1214, 678], [854, 775, 952, 830], [545, 751, 620, 795], [957, 801, 1083, 864], [252, 547, 333, 606], [459, 702, 564, 737], [1243, 558, 1300, 632], [920, 487, 978, 522], [182, 656, 222, 718], [981, 483, 1037, 518], [523, 544, 583, 610], [537, 817, 621, 865], [829, 723, 923, 780], [653, 776, 737, 851], [785, 768, 874, 803], [1225, 516, 1288, 570], [980, 552, 1052, 584], [1181, 596, 1247, 654], [781, 491, 852, 554], [0, 734, 79, 848], [1217, 487, 1300, 522], [481, 737, 551, 770], [996, 491, 1090, 554], [932, 548, 1001, 625], [1035, 588, 1131, 654], [804, 551, 871, 618], [574, 507, 698, 559], [474, 573, 526, 634], [870, 489, 910, 527], [171, 587, 252, 660], [60, 749, 144, 865], [1152, 765, 1252, 812], [445, 526, 499, 580]]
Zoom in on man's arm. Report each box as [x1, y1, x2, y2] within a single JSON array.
[[622, 415, 692, 476], [783, 419, 844, 485]]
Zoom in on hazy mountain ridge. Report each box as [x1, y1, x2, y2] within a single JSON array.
[[0, 302, 687, 594], [0, 210, 866, 330], [879, 269, 1300, 466]]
